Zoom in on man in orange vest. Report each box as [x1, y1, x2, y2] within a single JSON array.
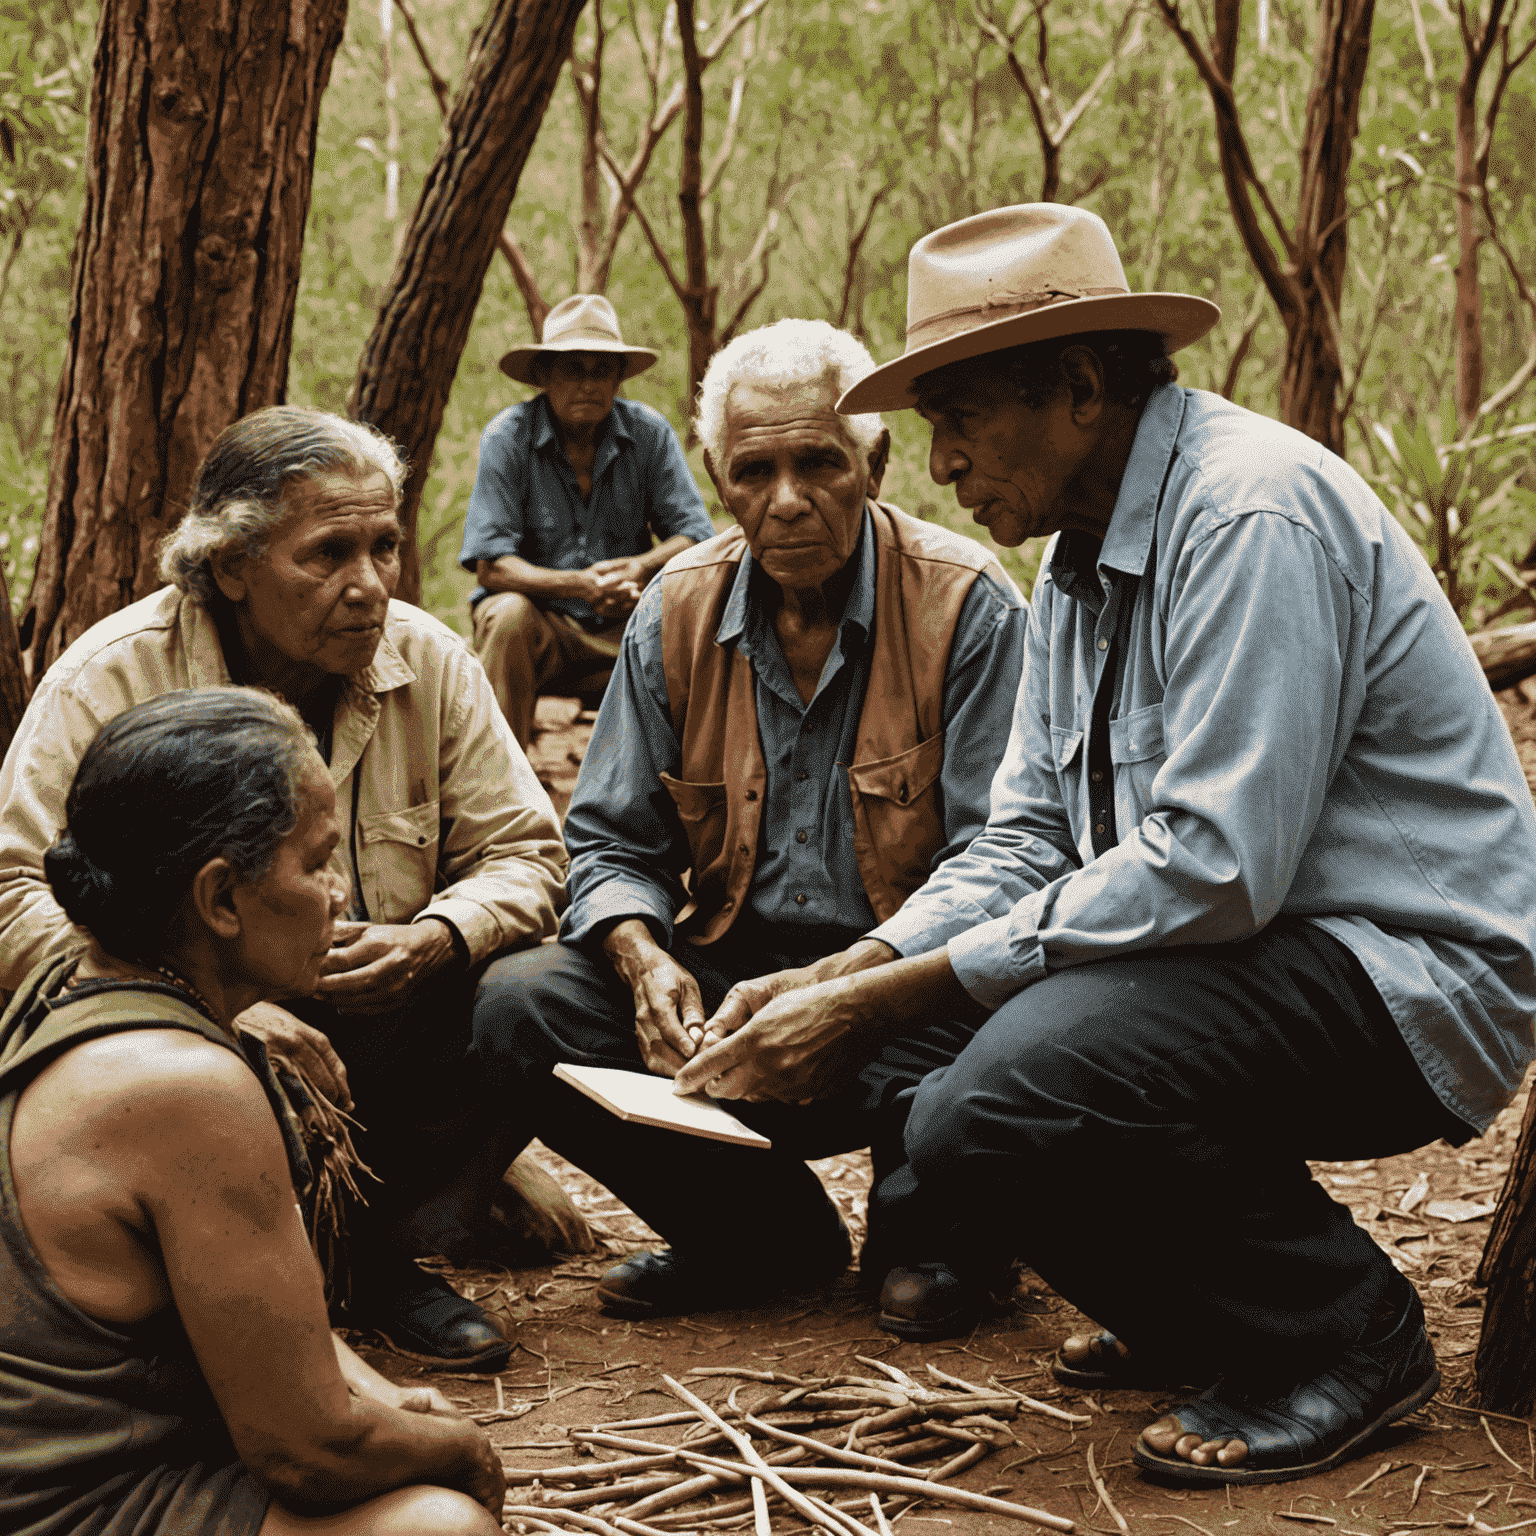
[[470, 318, 1027, 1328]]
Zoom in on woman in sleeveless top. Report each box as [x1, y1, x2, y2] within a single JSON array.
[[0, 688, 504, 1536]]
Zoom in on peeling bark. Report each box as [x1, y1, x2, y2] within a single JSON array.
[[23, 0, 349, 683]]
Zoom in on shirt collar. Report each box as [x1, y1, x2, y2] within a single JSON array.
[[714, 504, 878, 651], [1096, 382, 1187, 579]]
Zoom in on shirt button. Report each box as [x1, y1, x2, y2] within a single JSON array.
[[1090, 770, 1103, 783], [1095, 822, 1106, 835], [796, 830, 807, 843], [1098, 638, 1108, 651], [795, 893, 807, 905]]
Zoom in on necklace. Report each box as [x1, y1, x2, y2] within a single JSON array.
[[152, 964, 222, 1026]]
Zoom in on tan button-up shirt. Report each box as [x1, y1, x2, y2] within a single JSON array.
[[0, 587, 568, 988]]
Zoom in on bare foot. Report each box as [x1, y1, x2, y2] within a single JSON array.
[[1141, 1415, 1249, 1467], [1059, 1330, 1130, 1368]]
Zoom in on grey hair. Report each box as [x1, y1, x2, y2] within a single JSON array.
[[694, 319, 885, 469], [158, 406, 407, 605]]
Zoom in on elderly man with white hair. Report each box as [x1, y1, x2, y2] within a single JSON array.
[[470, 318, 1026, 1324], [0, 405, 568, 1373]]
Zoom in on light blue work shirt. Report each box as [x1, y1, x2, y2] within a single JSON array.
[[872, 385, 1536, 1133], [458, 394, 714, 625], [562, 508, 1028, 948]]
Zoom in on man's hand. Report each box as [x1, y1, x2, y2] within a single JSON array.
[[315, 920, 456, 1015], [395, 1385, 462, 1419], [236, 1000, 352, 1110], [674, 976, 872, 1104], [586, 556, 645, 619], [603, 918, 706, 1078]]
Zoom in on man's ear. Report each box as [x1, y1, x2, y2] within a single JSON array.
[[865, 429, 892, 499], [211, 549, 248, 605], [187, 856, 242, 942], [1059, 345, 1107, 420]]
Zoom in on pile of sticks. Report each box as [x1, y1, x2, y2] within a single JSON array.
[[502, 1357, 1084, 1536]]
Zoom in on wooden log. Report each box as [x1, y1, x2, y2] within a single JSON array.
[[1471, 622, 1536, 692]]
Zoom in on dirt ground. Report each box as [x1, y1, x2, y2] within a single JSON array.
[[348, 693, 1536, 1536]]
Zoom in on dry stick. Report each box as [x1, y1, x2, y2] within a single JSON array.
[[742, 1416, 941, 1478], [928, 1442, 991, 1483], [1409, 1464, 1430, 1511], [505, 1454, 684, 1485], [615, 1521, 691, 1536], [672, 1447, 869, 1536], [536, 1474, 689, 1510], [1343, 1460, 1402, 1499], [503, 1508, 652, 1536], [595, 1412, 702, 1432], [1146, 1517, 1218, 1536], [670, 1457, 1074, 1533], [870, 1493, 896, 1536], [1086, 1444, 1129, 1536], [1487, 1418, 1529, 1476], [750, 1477, 772, 1536], [662, 1373, 881, 1536]]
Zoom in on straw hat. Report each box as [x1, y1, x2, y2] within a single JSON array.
[[838, 204, 1219, 414], [499, 294, 659, 386]]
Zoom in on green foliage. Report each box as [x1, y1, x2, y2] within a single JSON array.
[[8, 0, 1536, 635], [0, 0, 89, 608]]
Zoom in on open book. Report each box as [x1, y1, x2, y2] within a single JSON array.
[[553, 1063, 772, 1149]]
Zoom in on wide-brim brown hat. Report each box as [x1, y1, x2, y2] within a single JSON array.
[[838, 204, 1219, 414], [499, 293, 659, 385]]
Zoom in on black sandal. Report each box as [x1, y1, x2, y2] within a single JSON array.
[[1131, 1288, 1439, 1486], [1053, 1331, 1211, 1391]]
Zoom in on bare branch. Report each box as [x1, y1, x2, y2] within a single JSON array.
[[702, 71, 745, 199], [599, 140, 687, 299], [721, 231, 775, 346], [836, 177, 896, 328], [499, 230, 551, 335], [702, 0, 771, 65], [393, 0, 452, 113], [1218, 295, 1266, 399]]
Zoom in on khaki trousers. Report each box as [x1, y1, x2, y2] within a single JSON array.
[[472, 591, 623, 749]]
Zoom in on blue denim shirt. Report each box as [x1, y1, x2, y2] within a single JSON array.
[[562, 508, 1028, 948], [458, 394, 714, 624], [872, 385, 1536, 1132]]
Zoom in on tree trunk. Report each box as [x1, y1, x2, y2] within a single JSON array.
[[0, 566, 28, 760], [1476, 1085, 1536, 1412], [350, 0, 588, 604], [22, 0, 349, 684]]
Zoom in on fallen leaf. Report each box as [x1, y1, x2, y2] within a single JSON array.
[[1401, 1172, 1430, 1212], [1425, 1199, 1496, 1223]]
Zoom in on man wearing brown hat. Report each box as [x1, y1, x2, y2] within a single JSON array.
[[460, 294, 716, 747], [674, 206, 1536, 1487]]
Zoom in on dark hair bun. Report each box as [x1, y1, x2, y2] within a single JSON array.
[[44, 832, 132, 950]]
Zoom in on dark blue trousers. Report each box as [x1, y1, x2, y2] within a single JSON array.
[[467, 921, 987, 1267], [903, 918, 1469, 1378]]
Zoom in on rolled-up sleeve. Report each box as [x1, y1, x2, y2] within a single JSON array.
[[419, 645, 569, 957], [642, 422, 714, 544], [560, 581, 693, 947], [459, 415, 527, 570]]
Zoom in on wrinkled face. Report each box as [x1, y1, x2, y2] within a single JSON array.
[[223, 469, 401, 677], [540, 351, 625, 433], [713, 382, 876, 590], [917, 362, 1091, 547], [230, 754, 348, 998]]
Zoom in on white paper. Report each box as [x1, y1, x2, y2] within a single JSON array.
[[553, 1063, 772, 1149]]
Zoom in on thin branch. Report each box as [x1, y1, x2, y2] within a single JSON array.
[[702, 0, 771, 66], [392, 0, 451, 113], [702, 72, 745, 200], [600, 141, 687, 299], [1219, 294, 1266, 398]]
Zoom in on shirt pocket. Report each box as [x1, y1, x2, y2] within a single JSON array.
[[846, 733, 947, 916], [1110, 701, 1166, 825], [357, 801, 440, 924]]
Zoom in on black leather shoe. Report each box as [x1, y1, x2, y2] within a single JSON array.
[[1132, 1284, 1439, 1486], [375, 1273, 511, 1373], [597, 1226, 852, 1320], [877, 1263, 982, 1341]]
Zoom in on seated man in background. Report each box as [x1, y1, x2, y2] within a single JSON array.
[[676, 205, 1536, 1483], [461, 293, 716, 748], [470, 318, 1028, 1331], [0, 405, 568, 1374]]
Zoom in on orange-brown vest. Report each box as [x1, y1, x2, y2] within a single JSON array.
[[659, 500, 1010, 944]]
